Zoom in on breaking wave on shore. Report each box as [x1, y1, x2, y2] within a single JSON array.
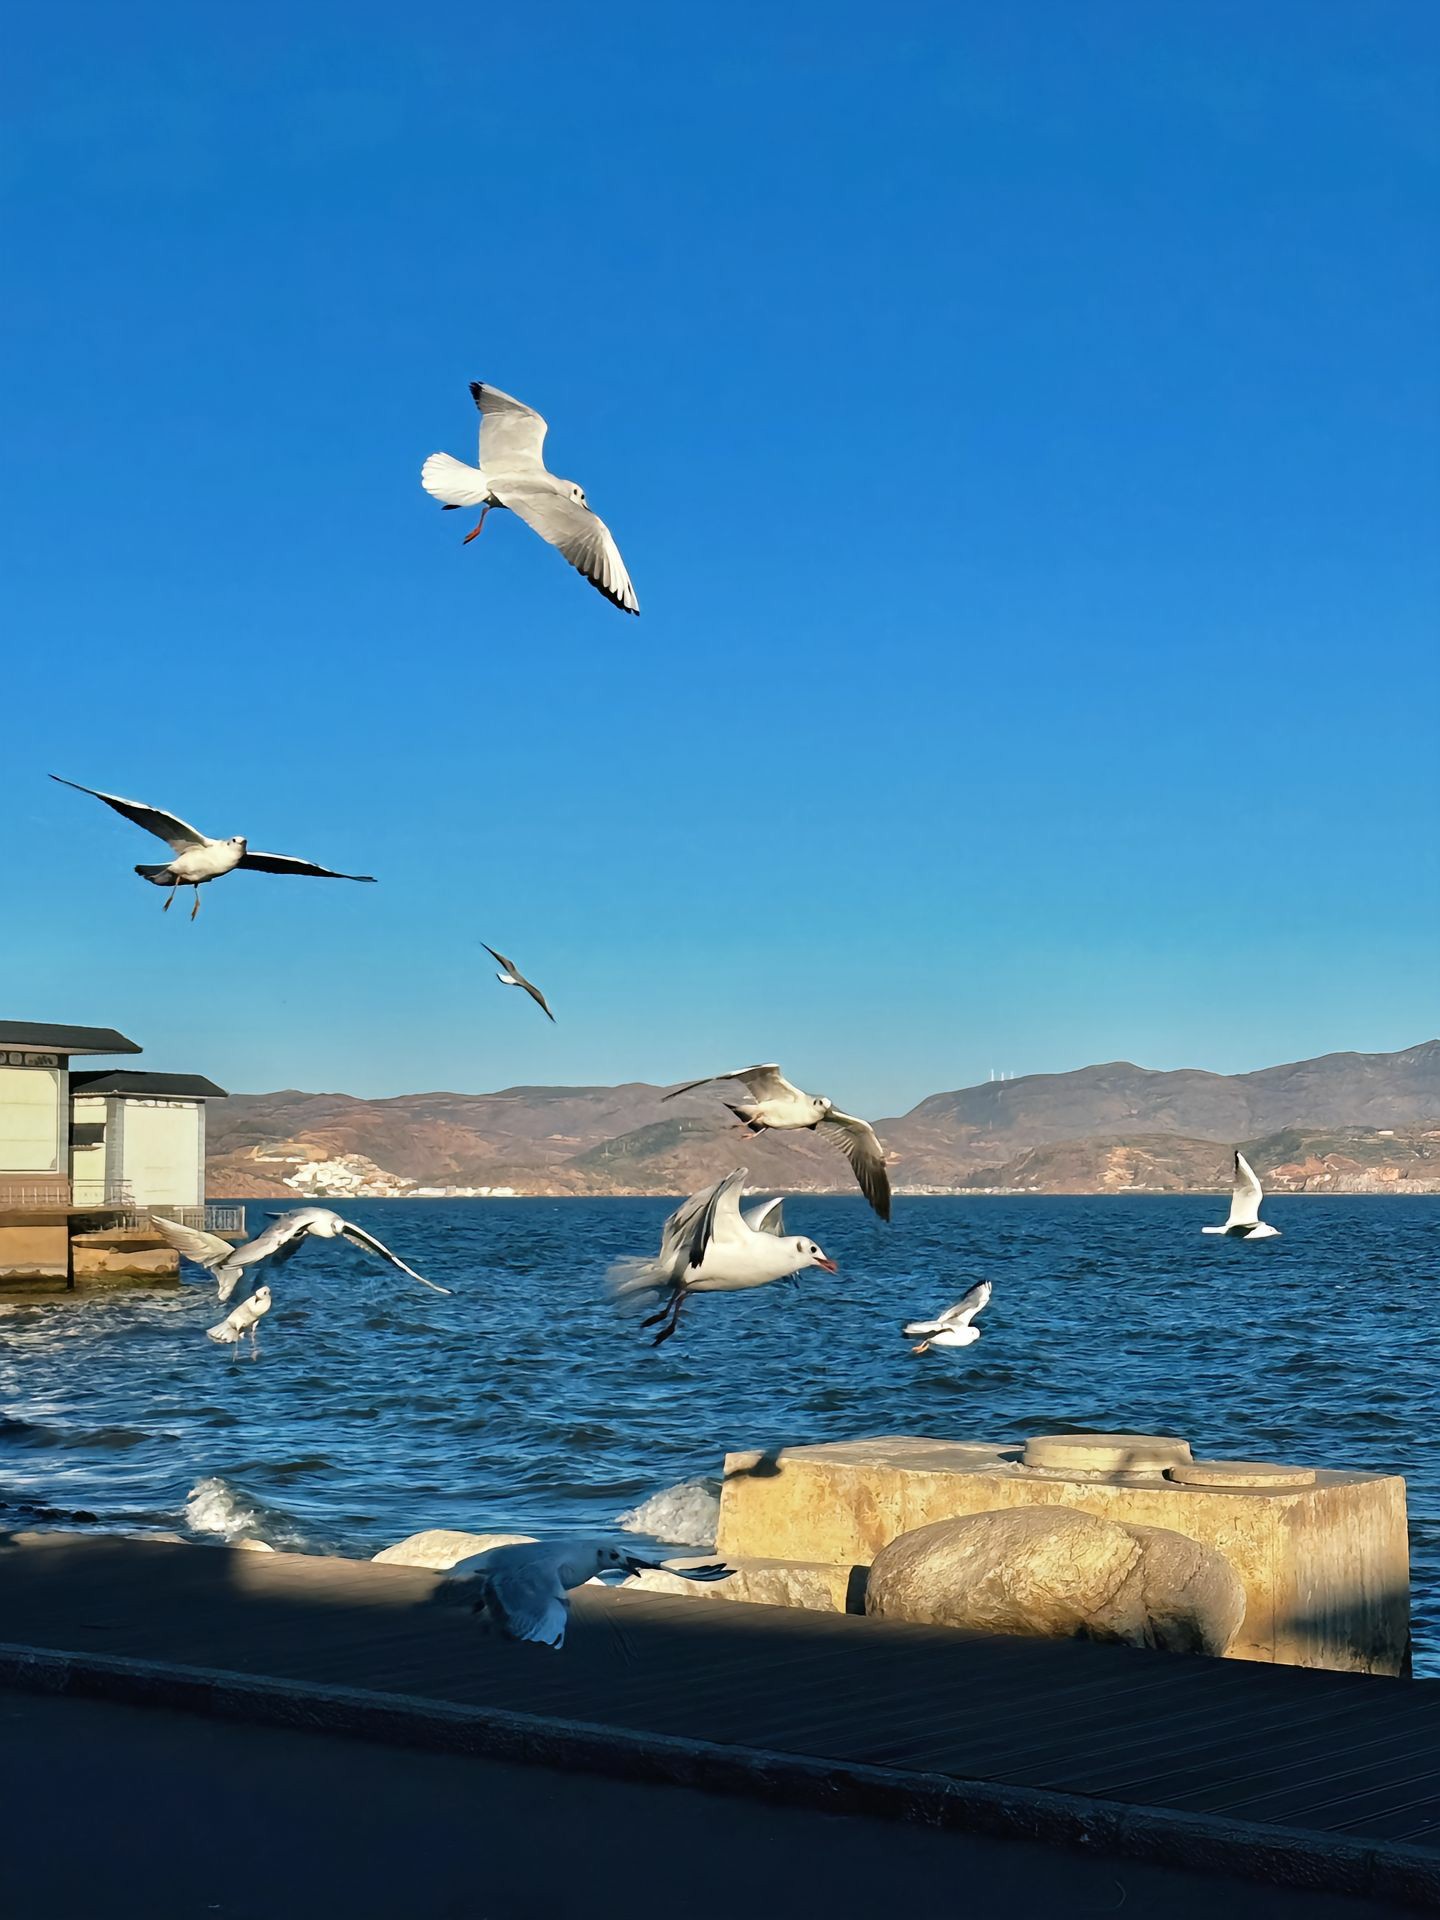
[[184, 1476, 311, 1551], [616, 1476, 721, 1549]]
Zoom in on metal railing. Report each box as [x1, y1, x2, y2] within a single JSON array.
[[146, 1202, 247, 1235], [71, 1179, 137, 1208], [0, 1177, 72, 1209]]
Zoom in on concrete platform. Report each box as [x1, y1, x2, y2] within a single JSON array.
[[0, 1534, 1437, 1905]]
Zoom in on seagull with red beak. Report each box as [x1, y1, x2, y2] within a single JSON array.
[[609, 1167, 839, 1345]]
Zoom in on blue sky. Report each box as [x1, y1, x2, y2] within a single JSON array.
[[2, 2, 1436, 1116]]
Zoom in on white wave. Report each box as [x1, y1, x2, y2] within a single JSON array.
[[616, 1477, 721, 1549], [184, 1476, 307, 1550]]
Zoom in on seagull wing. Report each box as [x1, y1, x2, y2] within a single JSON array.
[[148, 1214, 233, 1271], [499, 485, 640, 616], [938, 1280, 992, 1328], [743, 1197, 786, 1236], [518, 975, 556, 1022], [481, 942, 517, 973], [471, 382, 548, 471], [235, 851, 376, 881], [251, 1213, 319, 1269], [1226, 1151, 1265, 1229], [659, 1168, 748, 1272], [662, 1065, 792, 1104], [51, 775, 209, 852], [820, 1111, 893, 1221], [335, 1219, 452, 1293], [484, 1562, 569, 1648]]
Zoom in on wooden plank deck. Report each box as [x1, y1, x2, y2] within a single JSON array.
[[2, 1532, 1437, 1855]]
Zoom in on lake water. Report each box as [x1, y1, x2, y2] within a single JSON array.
[[2, 1195, 1436, 1668]]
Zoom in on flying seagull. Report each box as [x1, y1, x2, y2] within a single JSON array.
[[421, 382, 639, 615], [442, 1537, 729, 1649], [481, 943, 555, 1022], [903, 1279, 992, 1354], [51, 776, 375, 920], [151, 1207, 451, 1303], [1203, 1151, 1281, 1239], [609, 1167, 837, 1345], [207, 1285, 271, 1359], [662, 1065, 892, 1220]]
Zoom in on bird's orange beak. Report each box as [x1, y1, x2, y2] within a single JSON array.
[[815, 1256, 839, 1273]]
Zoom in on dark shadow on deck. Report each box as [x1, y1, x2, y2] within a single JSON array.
[[1, 1533, 1438, 1900]]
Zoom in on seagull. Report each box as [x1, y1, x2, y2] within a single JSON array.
[[662, 1065, 892, 1220], [1203, 1150, 1281, 1239], [150, 1207, 451, 1304], [609, 1167, 838, 1345], [207, 1285, 271, 1359], [51, 776, 375, 920], [442, 1537, 729, 1649], [421, 382, 639, 615], [481, 943, 555, 1022], [903, 1279, 992, 1354]]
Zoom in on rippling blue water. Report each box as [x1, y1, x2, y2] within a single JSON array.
[[2, 1195, 1436, 1666]]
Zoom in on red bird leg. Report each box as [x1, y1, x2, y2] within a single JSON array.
[[462, 506, 491, 545]]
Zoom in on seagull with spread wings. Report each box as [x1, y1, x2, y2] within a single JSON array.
[[442, 1538, 730, 1650], [662, 1064, 892, 1220], [481, 943, 555, 1022], [151, 1207, 451, 1303], [609, 1167, 838, 1345], [421, 382, 639, 614], [51, 776, 375, 920], [903, 1280, 992, 1354], [1202, 1151, 1281, 1239]]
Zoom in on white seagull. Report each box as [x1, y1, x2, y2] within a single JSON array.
[[903, 1279, 992, 1354], [51, 776, 375, 920], [207, 1285, 271, 1359], [1203, 1151, 1281, 1239], [662, 1065, 892, 1220], [481, 943, 555, 1022], [421, 382, 639, 615], [151, 1207, 451, 1303], [609, 1167, 838, 1345], [443, 1537, 729, 1649]]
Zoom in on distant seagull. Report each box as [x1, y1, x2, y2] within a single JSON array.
[[443, 1537, 729, 1649], [421, 382, 639, 615], [51, 776, 375, 921], [481, 943, 555, 1022], [903, 1279, 992, 1354], [207, 1285, 271, 1359], [151, 1207, 451, 1304], [662, 1064, 892, 1220], [1203, 1151, 1281, 1239], [610, 1167, 837, 1345]]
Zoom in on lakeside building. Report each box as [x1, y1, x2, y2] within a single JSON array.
[[0, 1020, 238, 1284]]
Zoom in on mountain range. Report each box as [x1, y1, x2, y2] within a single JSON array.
[[206, 1040, 1440, 1199]]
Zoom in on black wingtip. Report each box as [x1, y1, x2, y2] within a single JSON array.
[[469, 381, 484, 406]]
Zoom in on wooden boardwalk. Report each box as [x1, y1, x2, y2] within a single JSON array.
[[2, 1533, 1438, 1864]]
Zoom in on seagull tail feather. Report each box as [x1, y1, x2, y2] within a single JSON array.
[[420, 452, 489, 507], [205, 1321, 241, 1344], [134, 864, 175, 886], [608, 1256, 667, 1300]]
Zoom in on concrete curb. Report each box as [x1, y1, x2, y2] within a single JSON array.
[[1, 1641, 1436, 1910]]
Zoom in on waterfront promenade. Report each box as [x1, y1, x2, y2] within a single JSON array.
[[1, 1533, 1438, 1910]]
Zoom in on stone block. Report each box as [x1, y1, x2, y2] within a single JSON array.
[[717, 1434, 1409, 1673]]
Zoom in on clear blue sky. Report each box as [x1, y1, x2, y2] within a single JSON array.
[[2, 2, 1436, 1116]]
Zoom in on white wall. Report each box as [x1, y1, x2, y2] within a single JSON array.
[[0, 1065, 64, 1174], [115, 1100, 203, 1207]]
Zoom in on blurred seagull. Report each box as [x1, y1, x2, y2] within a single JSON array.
[[207, 1285, 271, 1359], [610, 1167, 837, 1345], [482, 943, 555, 1022], [51, 775, 375, 920], [443, 1537, 729, 1649], [662, 1064, 892, 1220], [151, 1207, 451, 1303], [1203, 1151, 1281, 1239], [421, 382, 639, 615], [903, 1279, 992, 1354]]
